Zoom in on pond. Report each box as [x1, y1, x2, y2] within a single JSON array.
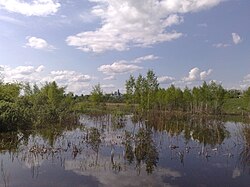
[[0, 114, 250, 187]]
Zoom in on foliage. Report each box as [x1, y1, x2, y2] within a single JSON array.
[[0, 81, 77, 132], [124, 70, 233, 115], [89, 83, 103, 106], [125, 70, 159, 111], [135, 128, 159, 174], [0, 69, 250, 132]]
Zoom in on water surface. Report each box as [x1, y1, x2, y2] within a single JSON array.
[[0, 115, 250, 187]]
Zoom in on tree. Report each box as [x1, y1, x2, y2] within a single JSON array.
[[125, 75, 136, 106], [126, 70, 159, 111], [146, 70, 159, 110], [243, 87, 250, 111], [183, 87, 193, 112], [90, 83, 103, 105], [208, 81, 226, 114]]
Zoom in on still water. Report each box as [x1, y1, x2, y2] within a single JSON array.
[[0, 114, 250, 187]]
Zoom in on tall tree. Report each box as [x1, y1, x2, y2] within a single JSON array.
[[90, 83, 103, 106], [146, 70, 159, 110], [125, 75, 136, 106]]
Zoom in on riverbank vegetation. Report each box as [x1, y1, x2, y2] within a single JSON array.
[[124, 70, 250, 116], [0, 70, 250, 132], [0, 81, 78, 131]]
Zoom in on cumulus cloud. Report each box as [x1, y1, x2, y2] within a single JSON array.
[[0, 65, 93, 94], [36, 65, 45, 72], [243, 74, 250, 83], [66, 0, 223, 53], [101, 84, 116, 92], [200, 69, 212, 80], [0, 65, 45, 83], [48, 70, 91, 83], [98, 61, 142, 75], [98, 54, 157, 76], [183, 67, 212, 82], [158, 76, 175, 84], [25, 37, 55, 50], [232, 33, 242, 45], [0, 0, 61, 16], [239, 74, 250, 89], [183, 67, 200, 82], [79, 11, 98, 23], [45, 70, 92, 93]]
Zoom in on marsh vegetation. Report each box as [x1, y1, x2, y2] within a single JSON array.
[[0, 70, 250, 186], [0, 114, 249, 186]]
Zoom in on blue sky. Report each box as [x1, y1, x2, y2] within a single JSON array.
[[0, 0, 249, 94]]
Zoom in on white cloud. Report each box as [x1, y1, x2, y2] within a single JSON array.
[[241, 74, 250, 89], [200, 69, 212, 80], [104, 75, 116, 80], [101, 84, 115, 88], [213, 43, 230, 48], [25, 37, 55, 50], [49, 70, 91, 83], [0, 65, 93, 94], [79, 11, 98, 23], [66, 0, 223, 53], [0, 0, 61, 16], [162, 14, 184, 27], [232, 33, 242, 45], [36, 65, 45, 72], [101, 84, 115, 93], [98, 61, 142, 75], [133, 55, 159, 63], [98, 54, 157, 78], [243, 74, 250, 83], [46, 70, 92, 94], [0, 65, 45, 83], [183, 67, 200, 82], [158, 76, 175, 84], [183, 67, 212, 82]]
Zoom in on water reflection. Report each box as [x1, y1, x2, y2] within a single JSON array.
[[0, 114, 249, 186], [239, 126, 250, 170]]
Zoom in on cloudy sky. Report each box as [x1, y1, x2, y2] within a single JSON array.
[[0, 0, 249, 94]]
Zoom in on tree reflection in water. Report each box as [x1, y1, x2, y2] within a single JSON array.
[[143, 113, 230, 146], [1, 113, 250, 184], [134, 128, 159, 174], [239, 126, 250, 169]]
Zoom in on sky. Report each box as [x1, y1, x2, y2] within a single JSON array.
[[0, 0, 249, 95]]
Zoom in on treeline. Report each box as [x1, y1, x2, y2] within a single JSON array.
[[1, 70, 250, 131], [0, 81, 77, 131], [125, 70, 250, 115]]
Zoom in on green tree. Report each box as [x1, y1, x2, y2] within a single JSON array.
[[183, 87, 193, 112], [90, 83, 103, 106], [208, 81, 226, 114], [146, 70, 159, 110], [125, 75, 136, 106], [243, 87, 250, 111]]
